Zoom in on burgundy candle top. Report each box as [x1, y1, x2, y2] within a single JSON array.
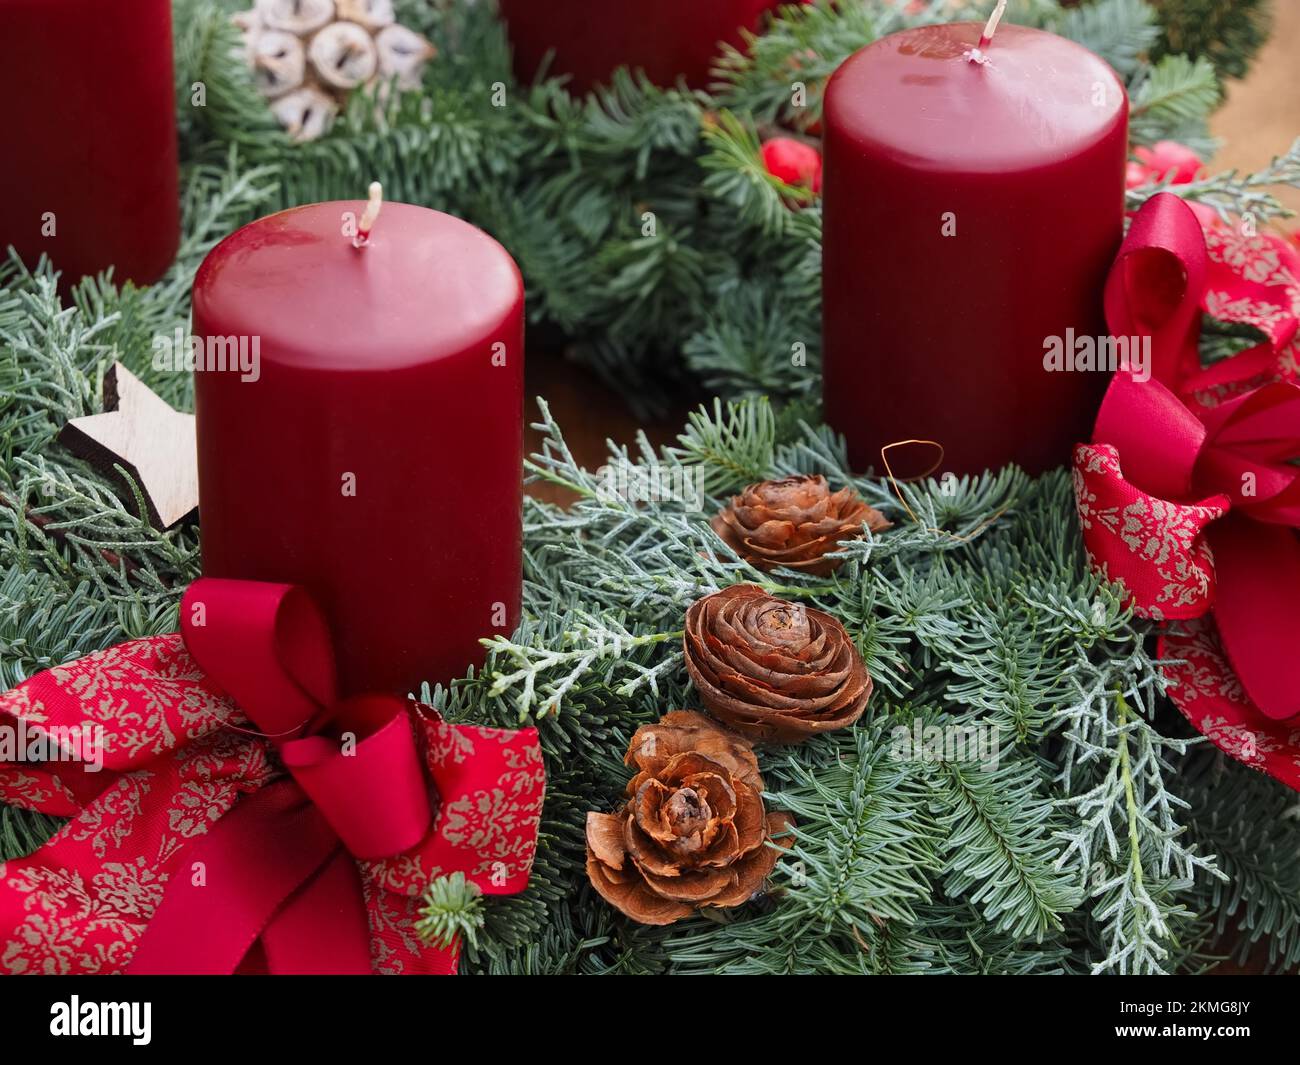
[[194, 202, 522, 369], [826, 21, 1125, 174]]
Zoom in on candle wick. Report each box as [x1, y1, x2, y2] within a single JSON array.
[[976, 0, 1007, 52], [354, 181, 383, 248]]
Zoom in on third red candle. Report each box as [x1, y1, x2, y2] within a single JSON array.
[[822, 22, 1127, 476], [498, 0, 783, 92]]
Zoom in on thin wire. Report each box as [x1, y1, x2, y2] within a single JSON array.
[[879, 439, 1008, 545], [219, 714, 307, 741]]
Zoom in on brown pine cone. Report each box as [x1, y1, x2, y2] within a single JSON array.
[[684, 584, 872, 743], [711, 474, 889, 576], [586, 710, 793, 926]]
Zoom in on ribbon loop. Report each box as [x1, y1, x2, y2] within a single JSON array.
[[1091, 371, 1206, 501], [0, 578, 545, 974], [282, 695, 433, 860], [182, 580, 436, 862], [1104, 192, 1207, 389], [1076, 190, 1300, 775], [182, 579, 336, 737]]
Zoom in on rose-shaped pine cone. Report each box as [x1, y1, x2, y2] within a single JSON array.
[[586, 711, 793, 926], [711, 475, 889, 576], [684, 584, 872, 743]]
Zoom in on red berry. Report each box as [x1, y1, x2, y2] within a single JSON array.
[[1132, 141, 1202, 185], [761, 137, 822, 194]]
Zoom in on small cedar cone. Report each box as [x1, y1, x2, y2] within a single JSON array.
[[684, 584, 872, 743], [586, 710, 793, 926], [711, 474, 889, 576]]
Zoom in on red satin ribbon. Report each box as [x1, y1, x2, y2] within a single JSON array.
[[182, 581, 436, 861], [0, 579, 545, 975], [129, 782, 371, 975], [1074, 192, 1300, 786], [124, 581, 413, 973]]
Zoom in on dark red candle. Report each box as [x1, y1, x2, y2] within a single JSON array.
[[499, 0, 782, 92], [192, 196, 524, 696], [822, 22, 1127, 476], [0, 0, 179, 287]]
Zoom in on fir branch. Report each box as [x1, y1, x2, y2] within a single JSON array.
[[711, 0, 894, 127], [416, 872, 486, 952], [0, 804, 63, 863], [771, 728, 939, 933], [1183, 754, 1300, 972], [590, 227, 719, 348], [1128, 53, 1221, 147], [579, 70, 709, 170], [173, 0, 282, 151], [683, 278, 819, 398], [661, 396, 779, 497], [929, 751, 1083, 941], [657, 729, 939, 975], [700, 111, 814, 236], [1053, 0, 1161, 78], [1151, 0, 1274, 82]]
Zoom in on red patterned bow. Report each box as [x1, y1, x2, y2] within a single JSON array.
[[0, 578, 545, 974], [1073, 192, 1300, 789]]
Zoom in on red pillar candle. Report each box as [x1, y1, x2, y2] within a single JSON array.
[[499, 0, 782, 92], [192, 195, 524, 696], [822, 21, 1127, 476], [0, 0, 179, 287]]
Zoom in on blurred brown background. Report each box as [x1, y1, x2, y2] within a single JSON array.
[[526, 1, 1300, 500], [1211, 0, 1300, 218]]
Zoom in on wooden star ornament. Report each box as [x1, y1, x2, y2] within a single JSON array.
[[59, 362, 199, 529]]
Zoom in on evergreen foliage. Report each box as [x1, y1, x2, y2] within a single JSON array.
[[1183, 753, 1300, 972], [416, 873, 486, 952], [162, 0, 1294, 408], [1, 0, 1297, 975], [1151, 0, 1274, 82]]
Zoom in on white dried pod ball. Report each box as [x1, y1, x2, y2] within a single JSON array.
[[252, 30, 306, 99], [335, 0, 395, 32], [375, 24, 436, 91], [257, 0, 335, 36], [271, 83, 338, 142], [309, 21, 379, 90]]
